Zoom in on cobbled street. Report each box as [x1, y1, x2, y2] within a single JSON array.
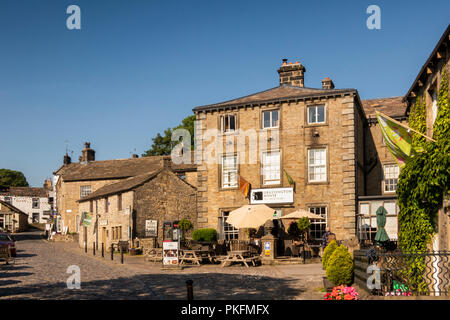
[[0, 231, 325, 300]]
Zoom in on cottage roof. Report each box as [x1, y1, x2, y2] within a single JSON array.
[[0, 187, 48, 198], [404, 24, 450, 107], [55, 155, 196, 182], [0, 200, 28, 216], [361, 96, 407, 120], [78, 168, 195, 202], [193, 85, 358, 113]]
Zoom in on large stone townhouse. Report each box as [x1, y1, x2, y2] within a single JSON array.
[[53, 142, 197, 234], [193, 60, 368, 243]]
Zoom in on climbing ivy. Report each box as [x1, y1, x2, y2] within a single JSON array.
[[397, 69, 449, 293], [409, 95, 427, 149]]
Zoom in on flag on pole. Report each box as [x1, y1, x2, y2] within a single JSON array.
[[284, 169, 296, 192], [375, 111, 434, 168], [238, 175, 251, 198]]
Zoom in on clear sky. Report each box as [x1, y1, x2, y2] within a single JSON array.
[[0, 0, 449, 187]]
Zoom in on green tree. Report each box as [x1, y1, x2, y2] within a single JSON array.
[[143, 115, 196, 156], [0, 169, 29, 188]]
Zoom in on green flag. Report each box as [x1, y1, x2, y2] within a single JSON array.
[[376, 111, 415, 168]]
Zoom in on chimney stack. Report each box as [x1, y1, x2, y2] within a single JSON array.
[[132, 154, 139, 158], [63, 153, 71, 165], [277, 59, 306, 87], [81, 142, 95, 163], [321, 77, 335, 90]]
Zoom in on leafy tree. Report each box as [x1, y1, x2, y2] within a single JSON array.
[[143, 115, 195, 156], [0, 169, 29, 188]]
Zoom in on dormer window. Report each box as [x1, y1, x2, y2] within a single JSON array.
[[220, 114, 236, 133]]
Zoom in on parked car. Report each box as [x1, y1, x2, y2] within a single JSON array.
[[0, 232, 16, 257]]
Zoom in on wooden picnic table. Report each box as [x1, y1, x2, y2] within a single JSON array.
[[221, 250, 259, 268], [179, 249, 215, 266], [145, 247, 163, 262]]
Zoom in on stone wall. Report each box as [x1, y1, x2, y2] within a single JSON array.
[[133, 170, 197, 247]]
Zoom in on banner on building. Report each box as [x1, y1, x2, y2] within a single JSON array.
[[81, 212, 92, 226], [376, 111, 434, 168]]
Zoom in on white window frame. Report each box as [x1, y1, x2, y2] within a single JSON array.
[[262, 110, 279, 129], [383, 164, 399, 193], [221, 155, 238, 189], [80, 185, 92, 198], [307, 105, 326, 124], [218, 211, 239, 241], [308, 206, 327, 241], [220, 114, 237, 134], [261, 150, 281, 185], [308, 148, 327, 182]]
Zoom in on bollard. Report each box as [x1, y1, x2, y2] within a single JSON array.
[[84, 241, 87, 253], [186, 279, 194, 300], [101, 243, 104, 258], [120, 246, 124, 264], [111, 244, 114, 260], [302, 245, 306, 264], [93, 242, 95, 256]]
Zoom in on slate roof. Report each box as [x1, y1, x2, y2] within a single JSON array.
[[361, 96, 407, 120], [78, 168, 195, 202], [193, 85, 358, 112], [0, 187, 48, 198], [55, 155, 196, 182]]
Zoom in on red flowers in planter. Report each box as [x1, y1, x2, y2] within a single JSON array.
[[324, 285, 358, 300]]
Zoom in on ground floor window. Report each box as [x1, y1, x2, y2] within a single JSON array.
[[357, 200, 398, 241], [218, 211, 239, 241], [308, 206, 327, 240], [32, 213, 40, 223]]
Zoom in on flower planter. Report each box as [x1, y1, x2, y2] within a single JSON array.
[[323, 276, 335, 292]]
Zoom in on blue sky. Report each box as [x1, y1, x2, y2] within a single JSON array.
[[0, 0, 449, 187]]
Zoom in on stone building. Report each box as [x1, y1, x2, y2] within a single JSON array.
[[193, 60, 368, 243], [77, 168, 197, 250], [0, 186, 52, 224], [53, 142, 197, 234], [358, 97, 408, 242], [0, 200, 29, 232], [403, 24, 450, 251]]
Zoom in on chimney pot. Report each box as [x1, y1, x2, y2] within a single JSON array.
[[63, 153, 71, 165]]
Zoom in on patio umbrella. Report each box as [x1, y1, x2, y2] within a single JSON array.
[[226, 205, 277, 229], [374, 206, 390, 243], [279, 209, 325, 220]]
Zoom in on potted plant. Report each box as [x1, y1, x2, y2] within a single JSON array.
[[296, 217, 311, 243]]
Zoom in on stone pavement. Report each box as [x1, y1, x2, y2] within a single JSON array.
[[0, 231, 326, 300]]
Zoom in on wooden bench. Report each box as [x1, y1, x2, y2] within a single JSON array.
[[0, 245, 13, 265]]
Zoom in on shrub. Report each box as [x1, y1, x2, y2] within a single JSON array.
[[326, 245, 354, 286], [178, 219, 193, 231], [192, 228, 217, 242], [322, 240, 338, 269]]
